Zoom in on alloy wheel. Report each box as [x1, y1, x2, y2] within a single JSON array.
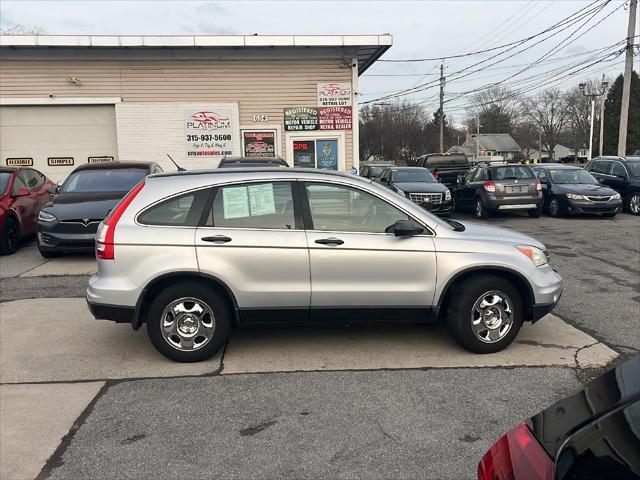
[[3, 219, 19, 253], [160, 297, 216, 351], [549, 199, 559, 217], [630, 194, 640, 215], [470, 291, 514, 343]]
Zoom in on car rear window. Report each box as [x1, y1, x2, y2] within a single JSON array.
[[137, 189, 210, 226], [425, 154, 468, 166], [627, 161, 640, 177], [62, 168, 148, 193], [492, 166, 535, 180], [0, 172, 11, 194]]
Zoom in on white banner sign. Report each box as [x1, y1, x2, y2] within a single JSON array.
[[317, 82, 352, 107], [185, 109, 235, 158]]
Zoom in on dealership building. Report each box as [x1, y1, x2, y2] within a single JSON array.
[[0, 34, 392, 181]]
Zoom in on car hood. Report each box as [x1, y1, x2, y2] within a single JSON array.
[[42, 192, 125, 221], [394, 182, 448, 193], [553, 183, 617, 195], [452, 221, 545, 249]]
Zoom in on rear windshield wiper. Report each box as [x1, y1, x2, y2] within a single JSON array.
[[443, 218, 465, 232]]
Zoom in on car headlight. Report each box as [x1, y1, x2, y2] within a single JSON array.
[[611, 192, 621, 200], [566, 193, 585, 200], [516, 245, 548, 267], [444, 188, 451, 201], [38, 210, 58, 222]]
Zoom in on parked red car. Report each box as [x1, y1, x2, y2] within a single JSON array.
[[0, 167, 56, 254]]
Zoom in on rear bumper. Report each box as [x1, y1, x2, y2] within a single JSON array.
[[485, 195, 543, 210], [86, 299, 134, 323]]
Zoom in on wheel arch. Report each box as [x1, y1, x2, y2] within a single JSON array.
[[436, 266, 535, 321], [133, 272, 240, 330], [1, 210, 21, 239]]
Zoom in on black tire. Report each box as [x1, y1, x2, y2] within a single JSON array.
[[627, 193, 640, 215], [38, 246, 62, 258], [548, 197, 561, 217], [475, 198, 489, 219], [446, 274, 524, 354], [528, 204, 543, 218], [0, 216, 20, 255], [147, 281, 231, 362]]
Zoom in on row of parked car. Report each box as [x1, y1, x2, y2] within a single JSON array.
[[361, 153, 640, 219]]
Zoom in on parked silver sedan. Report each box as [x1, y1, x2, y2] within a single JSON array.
[[86, 168, 562, 362]]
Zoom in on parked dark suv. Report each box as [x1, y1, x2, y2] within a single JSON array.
[[455, 163, 543, 218], [359, 163, 394, 179], [376, 166, 453, 215], [414, 153, 470, 189], [531, 164, 621, 217], [585, 156, 640, 215]]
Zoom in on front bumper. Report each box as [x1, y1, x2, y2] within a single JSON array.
[[418, 199, 454, 215], [527, 264, 563, 322], [561, 197, 622, 215], [38, 221, 97, 252]]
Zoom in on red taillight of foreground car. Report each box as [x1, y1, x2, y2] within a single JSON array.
[[96, 181, 145, 260], [483, 181, 496, 193], [477, 422, 554, 480]]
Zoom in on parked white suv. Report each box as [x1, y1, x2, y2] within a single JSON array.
[[87, 169, 562, 362]]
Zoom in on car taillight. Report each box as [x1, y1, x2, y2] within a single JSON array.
[[484, 181, 496, 193], [477, 422, 554, 480], [535, 180, 542, 191], [434, 169, 440, 179], [96, 181, 145, 260]]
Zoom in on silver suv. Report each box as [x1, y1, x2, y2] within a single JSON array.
[[87, 169, 563, 362]]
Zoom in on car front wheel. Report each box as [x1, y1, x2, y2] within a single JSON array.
[[446, 274, 524, 354], [548, 197, 561, 217], [147, 282, 231, 362], [0, 216, 20, 255], [628, 193, 640, 215]]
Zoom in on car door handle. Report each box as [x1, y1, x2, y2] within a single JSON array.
[[201, 235, 232, 243], [315, 237, 344, 246]]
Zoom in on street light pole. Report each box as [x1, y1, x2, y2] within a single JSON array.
[[598, 74, 608, 157], [579, 79, 608, 160]]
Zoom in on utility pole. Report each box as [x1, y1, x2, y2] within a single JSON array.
[[579, 79, 608, 160], [374, 102, 390, 161], [599, 74, 608, 157], [439, 62, 445, 153], [618, 0, 637, 156], [538, 120, 542, 161], [476, 114, 480, 159]]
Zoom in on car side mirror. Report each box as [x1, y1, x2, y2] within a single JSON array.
[[390, 219, 423, 237], [14, 187, 30, 197]]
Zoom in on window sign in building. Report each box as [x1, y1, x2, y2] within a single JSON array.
[[185, 109, 235, 158], [293, 141, 316, 167], [242, 131, 276, 157], [316, 140, 339, 170], [284, 107, 319, 131], [317, 82, 352, 107]]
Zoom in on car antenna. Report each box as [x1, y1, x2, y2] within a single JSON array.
[[167, 154, 186, 172]]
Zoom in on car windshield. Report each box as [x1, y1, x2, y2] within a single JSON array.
[[0, 172, 11, 194], [493, 166, 535, 180], [550, 169, 598, 184], [391, 169, 436, 183], [627, 161, 640, 177], [62, 168, 148, 193], [369, 166, 390, 177]]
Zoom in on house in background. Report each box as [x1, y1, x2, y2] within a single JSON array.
[[449, 133, 522, 162], [528, 144, 589, 163]]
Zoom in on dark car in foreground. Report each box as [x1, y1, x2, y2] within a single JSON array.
[[415, 153, 471, 189], [376, 166, 453, 215], [478, 355, 640, 480], [532, 164, 622, 217], [359, 162, 394, 179], [37, 161, 161, 257], [455, 163, 543, 218], [0, 167, 55, 254], [585, 156, 640, 215], [218, 156, 289, 168]]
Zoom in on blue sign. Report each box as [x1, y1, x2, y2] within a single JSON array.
[[316, 140, 338, 170]]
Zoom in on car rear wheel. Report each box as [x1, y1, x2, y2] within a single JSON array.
[[0, 217, 20, 255], [528, 204, 543, 218], [147, 282, 231, 362], [548, 197, 561, 217], [446, 274, 523, 354], [628, 193, 640, 215], [475, 198, 489, 219]]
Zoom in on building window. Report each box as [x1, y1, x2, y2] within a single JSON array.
[[291, 139, 339, 170]]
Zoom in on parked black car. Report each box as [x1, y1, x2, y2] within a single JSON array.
[[414, 153, 470, 189], [376, 167, 453, 215], [218, 156, 289, 168], [37, 161, 161, 257], [359, 163, 394, 179], [531, 164, 622, 217], [585, 156, 640, 215], [455, 163, 543, 218], [478, 355, 640, 480]]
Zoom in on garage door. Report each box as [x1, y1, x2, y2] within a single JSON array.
[[0, 105, 118, 182]]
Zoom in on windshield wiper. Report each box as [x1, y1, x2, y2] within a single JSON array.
[[443, 218, 465, 232]]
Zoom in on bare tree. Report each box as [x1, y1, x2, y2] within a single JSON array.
[[512, 120, 539, 159], [523, 89, 569, 160], [471, 86, 521, 134], [0, 25, 47, 35]]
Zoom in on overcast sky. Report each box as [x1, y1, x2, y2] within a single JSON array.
[[1, 0, 636, 123]]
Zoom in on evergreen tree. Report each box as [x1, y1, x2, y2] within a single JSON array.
[[602, 71, 640, 155]]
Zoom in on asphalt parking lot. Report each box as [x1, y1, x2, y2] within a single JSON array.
[[0, 211, 638, 480]]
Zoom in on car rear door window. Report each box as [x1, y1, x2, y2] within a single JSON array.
[[305, 183, 412, 234], [210, 181, 296, 230], [24, 169, 45, 191], [535, 169, 548, 181], [591, 161, 611, 174], [138, 189, 210, 226], [611, 162, 627, 177], [13, 171, 30, 194]]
